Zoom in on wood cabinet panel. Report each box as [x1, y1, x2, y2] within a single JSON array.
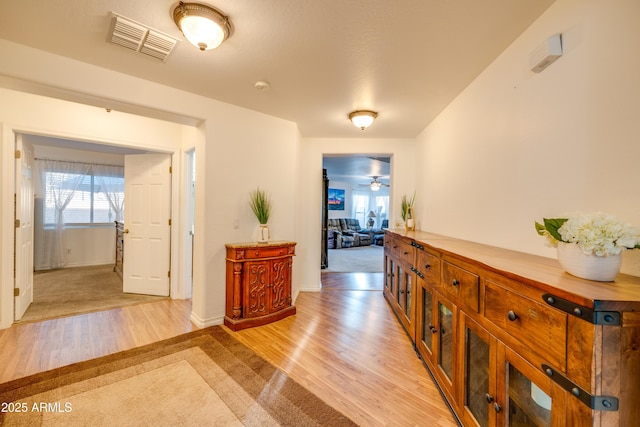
[[484, 279, 567, 370], [442, 261, 479, 313], [384, 229, 640, 426], [416, 247, 441, 285], [225, 241, 296, 331]]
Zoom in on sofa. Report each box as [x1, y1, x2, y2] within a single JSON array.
[[372, 219, 389, 246], [327, 218, 373, 248]]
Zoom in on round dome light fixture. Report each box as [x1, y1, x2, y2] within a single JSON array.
[[349, 110, 378, 130], [173, 2, 232, 51]]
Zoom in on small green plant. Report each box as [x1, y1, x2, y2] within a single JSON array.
[[249, 187, 272, 224], [401, 192, 416, 221]]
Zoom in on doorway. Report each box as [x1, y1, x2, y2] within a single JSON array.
[[12, 133, 178, 323], [321, 155, 390, 274]]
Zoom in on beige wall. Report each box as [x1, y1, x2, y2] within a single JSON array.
[[0, 39, 300, 328], [416, 0, 640, 275]]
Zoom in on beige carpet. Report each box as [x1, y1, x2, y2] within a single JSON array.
[[19, 265, 167, 324], [0, 326, 356, 426], [323, 245, 384, 273]]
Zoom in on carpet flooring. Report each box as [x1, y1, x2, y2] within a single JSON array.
[[0, 326, 356, 426], [19, 265, 167, 324], [323, 245, 384, 273]]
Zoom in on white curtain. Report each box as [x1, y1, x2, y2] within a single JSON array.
[[37, 159, 90, 269], [351, 191, 370, 227], [93, 164, 125, 222], [375, 195, 389, 228]]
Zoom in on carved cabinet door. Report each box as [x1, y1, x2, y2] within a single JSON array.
[[269, 258, 290, 313], [243, 260, 270, 318]]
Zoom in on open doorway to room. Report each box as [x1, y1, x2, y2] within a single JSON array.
[[14, 133, 180, 324], [321, 155, 390, 275]]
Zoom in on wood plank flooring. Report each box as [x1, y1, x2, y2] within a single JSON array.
[[0, 273, 457, 426], [0, 299, 196, 383], [233, 272, 457, 426]]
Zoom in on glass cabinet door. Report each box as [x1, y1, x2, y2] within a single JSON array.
[[507, 364, 551, 426], [404, 269, 412, 319], [396, 264, 403, 306], [384, 255, 392, 293], [421, 286, 434, 354], [463, 316, 491, 427], [438, 300, 454, 382]]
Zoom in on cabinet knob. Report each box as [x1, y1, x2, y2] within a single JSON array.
[[452, 279, 460, 286], [485, 393, 494, 403], [403, 251, 409, 255], [429, 325, 437, 334], [493, 402, 502, 413], [507, 310, 518, 321], [424, 264, 431, 270], [255, 251, 260, 256]]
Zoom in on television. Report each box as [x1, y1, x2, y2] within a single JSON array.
[[328, 188, 345, 210]]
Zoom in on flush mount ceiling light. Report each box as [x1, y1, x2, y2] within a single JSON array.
[[349, 110, 378, 130], [172, 1, 231, 51]]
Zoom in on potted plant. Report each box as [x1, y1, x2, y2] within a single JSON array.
[[249, 187, 272, 242], [535, 212, 640, 281], [401, 192, 416, 230]]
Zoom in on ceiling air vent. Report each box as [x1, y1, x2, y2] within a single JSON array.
[[108, 13, 178, 62]]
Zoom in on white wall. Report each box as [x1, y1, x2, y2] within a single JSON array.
[[298, 138, 415, 291], [416, 0, 640, 276], [0, 38, 300, 329]]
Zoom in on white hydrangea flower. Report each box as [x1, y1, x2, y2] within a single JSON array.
[[558, 212, 640, 257]]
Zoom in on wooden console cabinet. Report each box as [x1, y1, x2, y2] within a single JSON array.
[[224, 241, 296, 331], [383, 229, 640, 426]]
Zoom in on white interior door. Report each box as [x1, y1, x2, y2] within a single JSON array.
[[14, 136, 34, 320], [123, 154, 171, 296]]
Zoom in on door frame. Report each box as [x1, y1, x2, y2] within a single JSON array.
[[0, 123, 190, 329]]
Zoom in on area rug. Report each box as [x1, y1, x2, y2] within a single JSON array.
[[0, 326, 356, 426], [323, 245, 383, 273]]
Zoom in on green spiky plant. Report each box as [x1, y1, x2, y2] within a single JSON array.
[[401, 192, 416, 221], [249, 187, 272, 224]]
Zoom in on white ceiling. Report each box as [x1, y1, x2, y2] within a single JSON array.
[[0, 0, 554, 138], [323, 155, 390, 185]]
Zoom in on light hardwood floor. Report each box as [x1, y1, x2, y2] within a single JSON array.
[[0, 273, 457, 426]]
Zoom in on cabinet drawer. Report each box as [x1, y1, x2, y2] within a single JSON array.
[[228, 245, 293, 261], [395, 239, 415, 265], [441, 262, 479, 312], [383, 232, 395, 253], [415, 249, 440, 285], [485, 280, 567, 369]]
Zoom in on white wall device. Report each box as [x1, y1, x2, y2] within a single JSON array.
[[529, 33, 563, 73]]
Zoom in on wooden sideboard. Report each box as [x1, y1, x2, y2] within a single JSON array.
[[383, 229, 640, 426], [224, 241, 296, 331]]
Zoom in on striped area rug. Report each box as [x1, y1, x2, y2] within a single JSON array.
[[0, 327, 356, 426]]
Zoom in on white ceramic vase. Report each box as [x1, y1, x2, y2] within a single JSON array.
[[556, 242, 622, 282], [257, 224, 271, 243]]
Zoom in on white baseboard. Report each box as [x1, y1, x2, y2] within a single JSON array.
[[190, 312, 224, 328]]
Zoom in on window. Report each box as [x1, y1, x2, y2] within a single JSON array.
[[42, 168, 124, 226], [375, 195, 389, 228], [351, 191, 370, 226]]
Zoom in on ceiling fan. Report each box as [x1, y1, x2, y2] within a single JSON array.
[[358, 176, 389, 192]]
